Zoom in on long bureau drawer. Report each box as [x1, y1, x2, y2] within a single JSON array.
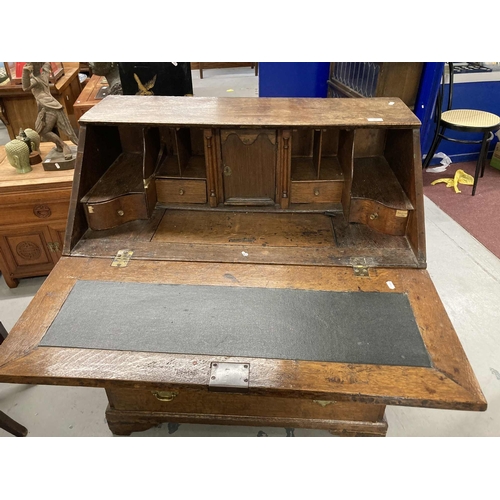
[[106, 387, 384, 422]]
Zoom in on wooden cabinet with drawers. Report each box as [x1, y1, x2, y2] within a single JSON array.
[[0, 143, 73, 288], [0, 96, 486, 437]]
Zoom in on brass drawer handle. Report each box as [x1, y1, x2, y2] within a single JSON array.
[[369, 213, 379, 220], [152, 391, 178, 402], [117, 210, 124, 216], [313, 400, 335, 407], [314, 188, 320, 196], [179, 189, 185, 195]]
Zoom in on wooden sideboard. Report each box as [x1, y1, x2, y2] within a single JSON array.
[[0, 96, 486, 436], [0, 143, 74, 288], [0, 64, 82, 140]]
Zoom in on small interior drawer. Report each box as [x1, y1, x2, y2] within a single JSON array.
[[349, 199, 410, 236], [290, 181, 343, 204], [83, 193, 148, 231], [156, 179, 207, 204]]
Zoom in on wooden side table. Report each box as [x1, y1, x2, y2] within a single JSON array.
[[0, 65, 82, 140], [74, 74, 108, 121], [0, 142, 74, 288]]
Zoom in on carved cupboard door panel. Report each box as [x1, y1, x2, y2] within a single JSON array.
[[221, 129, 277, 206], [0, 226, 55, 275]]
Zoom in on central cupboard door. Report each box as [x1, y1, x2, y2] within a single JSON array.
[[221, 129, 277, 205]]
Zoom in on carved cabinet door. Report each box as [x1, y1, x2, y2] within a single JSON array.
[[220, 129, 277, 206], [0, 226, 56, 275]]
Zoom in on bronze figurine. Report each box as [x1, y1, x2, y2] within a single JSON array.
[[22, 62, 78, 159]]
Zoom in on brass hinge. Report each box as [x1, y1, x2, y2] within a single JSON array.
[[353, 265, 369, 277], [111, 249, 134, 267], [47, 241, 60, 253], [143, 174, 155, 189]]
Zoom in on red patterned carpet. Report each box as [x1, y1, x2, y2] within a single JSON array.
[[423, 160, 500, 259]]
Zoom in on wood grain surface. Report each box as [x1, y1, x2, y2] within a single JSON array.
[[152, 211, 335, 247], [0, 142, 74, 193], [80, 96, 421, 128], [0, 257, 486, 411]]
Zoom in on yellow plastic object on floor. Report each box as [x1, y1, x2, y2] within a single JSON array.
[[431, 169, 475, 193]]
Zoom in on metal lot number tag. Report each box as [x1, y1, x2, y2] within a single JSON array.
[[209, 362, 250, 393]]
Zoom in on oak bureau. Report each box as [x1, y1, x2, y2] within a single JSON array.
[[0, 96, 486, 436]]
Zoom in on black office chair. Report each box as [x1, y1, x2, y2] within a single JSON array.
[[0, 322, 28, 437], [422, 62, 500, 195]]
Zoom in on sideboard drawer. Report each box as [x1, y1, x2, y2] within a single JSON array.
[[0, 200, 70, 226], [156, 179, 207, 204], [0, 189, 72, 226]]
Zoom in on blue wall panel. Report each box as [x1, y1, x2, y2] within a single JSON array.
[[259, 62, 330, 98]]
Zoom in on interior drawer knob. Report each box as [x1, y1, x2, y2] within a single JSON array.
[[151, 391, 178, 402], [369, 213, 379, 220], [314, 188, 320, 196], [179, 189, 185, 195], [117, 210, 124, 216]]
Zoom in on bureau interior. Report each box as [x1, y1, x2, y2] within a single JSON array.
[[70, 123, 424, 268]]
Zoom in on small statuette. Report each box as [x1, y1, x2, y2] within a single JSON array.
[[5, 139, 32, 174]]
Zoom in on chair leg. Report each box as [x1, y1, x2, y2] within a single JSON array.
[[199, 63, 203, 80], [481, 132, 492, 177], [0, 321, 7, 345], [0, 410, 28, 437], [422, 128, 443, 169], [472, 133, 489, 196]]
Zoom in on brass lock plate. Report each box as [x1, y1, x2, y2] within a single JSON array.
[[223, 165, 232, 176], [209, 362, 250, 393]]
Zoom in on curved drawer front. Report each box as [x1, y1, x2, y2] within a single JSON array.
[[349, 198, 410, 236], [84, 193, 148, 231]]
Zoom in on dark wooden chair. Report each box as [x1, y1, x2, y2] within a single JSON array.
[[423, 62, 500, 195], [0, 322, 28, 437]]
